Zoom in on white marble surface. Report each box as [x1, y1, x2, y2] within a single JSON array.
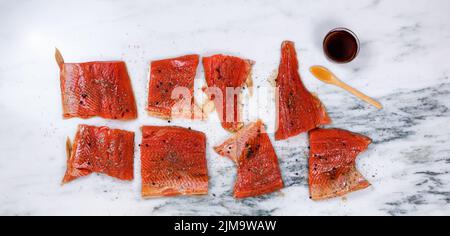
[[1, 0, 450, 216]]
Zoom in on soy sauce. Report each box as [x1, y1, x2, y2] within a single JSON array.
[[323, 28, 359, 63]]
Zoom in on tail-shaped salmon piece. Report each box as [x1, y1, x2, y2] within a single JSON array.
[[275, 41, 330, 140], [215, 120, 284, 198]]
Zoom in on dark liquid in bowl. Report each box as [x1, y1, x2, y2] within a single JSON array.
[[323, 29, 359, 63]]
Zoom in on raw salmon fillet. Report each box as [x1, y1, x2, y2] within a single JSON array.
[[275, 41, 330, 140], [203, 54, 253, 132], [147, 55, 201, 120], [309, 128, 372, 200], [57, 52, 137, 120], [140, 126, 208, 197], [215, 120, 284, 198], [62, 125, 135, 184]]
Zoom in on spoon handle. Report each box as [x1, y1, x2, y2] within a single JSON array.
[[334, 81, 383, 109]]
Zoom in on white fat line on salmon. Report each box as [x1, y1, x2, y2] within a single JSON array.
[[174, 220, 208, 234]]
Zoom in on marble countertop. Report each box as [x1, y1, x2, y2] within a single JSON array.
[[1, 0, 449, 216]]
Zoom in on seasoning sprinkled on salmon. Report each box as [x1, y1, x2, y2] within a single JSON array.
[[140, 126, 208, 197], [309, 128, 372, 200], [62, 125, 135, 184], [275, 41, 330, 140], [147, 55, 202, 120], [215, 120, 284, 198], [203, 54, 253, 132], [56, 49, 137, 120]]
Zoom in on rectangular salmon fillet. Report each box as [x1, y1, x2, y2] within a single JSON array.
[[275, 41, 330, 140], [309, 128, 372, 200], [203, 54, 253, 132], [215, 120, 284, 198], [62, 125, 135, 184], [57, 50, 137, 120], [140, 126, 208, 197], [147, 55, 201, 120]]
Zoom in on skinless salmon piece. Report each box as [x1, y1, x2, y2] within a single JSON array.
[[147, 55, 202, 120], [56, 50, 137, 120], [203, 54, 253, 132], [309, 128, 372, 200], [215, 120, 284, 198], [62, 125, 135, 184], [275, 41, 331, 140], [140, 126, 208, 197]]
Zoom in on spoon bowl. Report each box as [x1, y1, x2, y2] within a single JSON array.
[[309, 65, 383, 109], [310, 66, 338, 84]]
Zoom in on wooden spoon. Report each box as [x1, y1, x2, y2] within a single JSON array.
[[310, 66, 383, 109]]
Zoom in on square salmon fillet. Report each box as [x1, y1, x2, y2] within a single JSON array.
[[309, 128, 372, 200], [147, 55, 201, 120], [203, 54, 253, 132], [63, 125, 135, 184], [140, 126, 208, 197], [57, 50, 137, 120]]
